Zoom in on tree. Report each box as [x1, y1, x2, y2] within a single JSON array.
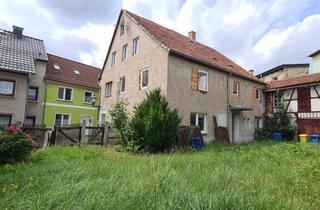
[[275, 102, 297, 140], [129, 89, 181, 152], [109, 99, 129, 144]]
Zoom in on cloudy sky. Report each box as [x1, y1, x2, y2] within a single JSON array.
[[1, 0, 320, 73]]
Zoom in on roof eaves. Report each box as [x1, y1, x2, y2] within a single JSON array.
[[308, 49, 320, 57], [169, 49, 266, 85]]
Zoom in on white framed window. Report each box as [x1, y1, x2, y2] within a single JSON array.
[[133, 37, 140, 56], [84, 91, 94, 103], [273, 92, 282, 107], [233, 81, 239, 96], [122, 44, 128, 61], [0, 79, 15, 96], [105, 82, 112, 97], [57, 87, 72, 101], [255, 88, 261, 100], [120, 77, 125, 93], [111, 51, 116, 67], [55, 114, 70, 127], [140, 68, 149, 89], [198, 70, 208, 91], [190, 112, 207, 134]]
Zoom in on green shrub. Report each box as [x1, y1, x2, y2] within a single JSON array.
[[275, 103, 297, 140], [109, 99, 129, 144], [0, 126, 34, 164], [129, 89, 181, 152]]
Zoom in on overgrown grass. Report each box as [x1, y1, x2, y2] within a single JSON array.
[[1, 141, 320, 209]]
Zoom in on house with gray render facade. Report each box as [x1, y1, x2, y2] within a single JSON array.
[[99, 10, 266, 143], [0, 26, 47, 126]]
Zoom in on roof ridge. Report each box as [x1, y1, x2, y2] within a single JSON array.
[[122, 9, 261, 83], [47, 53, 101, 70], [0, 29, 45, 42]]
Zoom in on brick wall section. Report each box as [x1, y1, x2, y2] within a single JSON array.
[[191, 68, 198, 91]]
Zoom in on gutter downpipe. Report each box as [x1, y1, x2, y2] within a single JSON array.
[[227, 72, 232, 143]]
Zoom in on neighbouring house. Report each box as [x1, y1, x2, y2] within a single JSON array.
[[257, 64, 309, 83], [43, 54, 100, 127], [309, 49, 320, 73], [265, 72, 320, 136], [0, 26, 48, 126], [99, 10, 266, 143]]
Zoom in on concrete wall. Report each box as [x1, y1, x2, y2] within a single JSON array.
[[0, 70, 29, 123], [99, 12, 169, 119], [227, 75, 265, 143], [261, 66, 309, 83], [26, 60, 47, 125], [167, 55, 265, 143]]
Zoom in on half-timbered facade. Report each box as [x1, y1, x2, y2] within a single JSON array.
[[265, 73, 320, 135]]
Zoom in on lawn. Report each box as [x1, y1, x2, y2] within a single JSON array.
[[1, 142, 320, 210]]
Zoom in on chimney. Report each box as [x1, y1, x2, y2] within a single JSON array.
[[249, 69, 254, 75], [12, 25, 23, 36], [188, 31, 196, 42]]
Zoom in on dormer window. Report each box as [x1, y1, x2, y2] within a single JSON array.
[[53, 64, 60, 70], [120, 23, 125, 36], [74, 69, 80, 75]]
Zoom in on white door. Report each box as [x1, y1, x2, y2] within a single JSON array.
[[81, 116, 93, 135]]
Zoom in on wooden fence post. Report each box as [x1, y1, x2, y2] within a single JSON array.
[[104, 123, 110, 144], [43, 130, 51, 148], [80, 121, 86, 144]]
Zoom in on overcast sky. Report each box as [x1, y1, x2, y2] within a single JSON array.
[[1, 0, 320, 73]]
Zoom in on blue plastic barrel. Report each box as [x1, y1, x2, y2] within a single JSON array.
[[273, 133, 283, 142], [192, 137, 202, 150], [310, 135, 318, 144]]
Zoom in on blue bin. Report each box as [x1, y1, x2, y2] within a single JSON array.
[[310, 135, 318, 144], [273, 133, 283, 142], [192, 137, 202, 150]]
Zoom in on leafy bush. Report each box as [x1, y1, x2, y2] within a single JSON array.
[[129, 89, 181, 152], [0, 126, 34, 164], [109, 99, 129, 144], [275, 103, 297, 140]]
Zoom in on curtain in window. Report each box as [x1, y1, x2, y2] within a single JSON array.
[[199, 73, 207, 90]]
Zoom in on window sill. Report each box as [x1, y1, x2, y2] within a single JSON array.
[[141, 86, 149, 90], [0, 95, 15, 99], [199, 89, 208, 93], [57, 99, 73, 102], [105, 95, 112, 98], [28, 100, 39, 103]]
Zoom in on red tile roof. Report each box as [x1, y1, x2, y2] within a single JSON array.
[[267, 72, 320, 89], [123, 10, 264, 84], [46, 54, 100, 89]]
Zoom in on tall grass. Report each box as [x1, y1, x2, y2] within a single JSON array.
[[1, 142, 320, 209]]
